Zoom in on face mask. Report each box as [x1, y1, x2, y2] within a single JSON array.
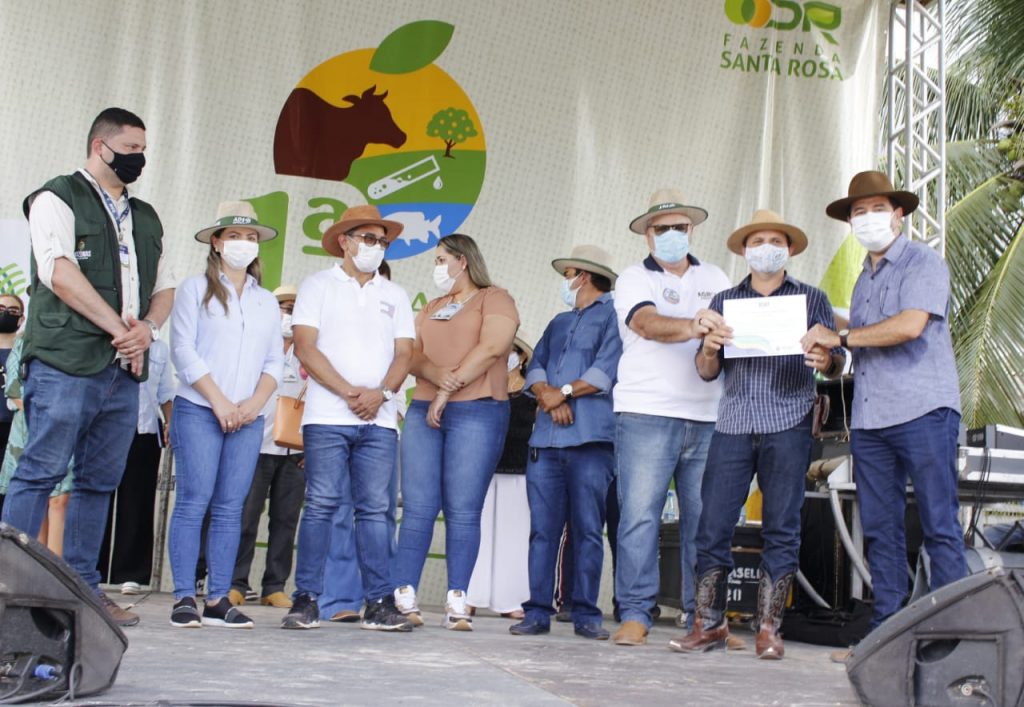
[[0, 312, 19, 334], [433, 263, 461, 293], [507, 351, 521, 372], [102, 142, 146, 184], [744, 244, 789, 274], [352, 243, 385, 273], [653, 229, 689, 264], [560, 275, 582, 308], [851, 211, 897, 252], [220, 240, 259, 270], [280, 313, 293, 338]]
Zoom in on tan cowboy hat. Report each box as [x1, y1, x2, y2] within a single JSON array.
[[826, 171, 919, 221], [273, 284, 298, 302], [551, 244, 618, 287], [727, 209, 808, 256], [629, 188, 709, 234], [194, 201, 278, 243], [322, 205, 404, 257], [513, 331, 534, 365]]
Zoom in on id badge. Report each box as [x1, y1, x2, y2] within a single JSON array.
[[429, 302, 463, 321], [118, 244, 130, 268]]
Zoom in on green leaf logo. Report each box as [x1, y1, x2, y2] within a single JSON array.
[[0, 263, 27, 296], [370, 20, 455, 75]]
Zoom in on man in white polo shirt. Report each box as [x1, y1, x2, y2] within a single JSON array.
[[611, 189, 731, 646], [282, 205, 415, 633]]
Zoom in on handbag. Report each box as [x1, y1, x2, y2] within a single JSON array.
[[272, 382, 307, 450]]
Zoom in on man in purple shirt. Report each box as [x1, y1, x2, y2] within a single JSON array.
[[802, 171, 967, 638]]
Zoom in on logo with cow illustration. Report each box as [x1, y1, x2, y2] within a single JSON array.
[[272, 20, 485, 261]]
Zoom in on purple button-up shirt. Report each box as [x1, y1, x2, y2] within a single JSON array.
[[849, 234, 961, 429]]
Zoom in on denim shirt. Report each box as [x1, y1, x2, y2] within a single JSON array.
[[525, 293, 622, 448]]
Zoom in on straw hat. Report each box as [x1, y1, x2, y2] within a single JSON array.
[[194, 201, 278, 243], [726, 209, 808, 255], [273, 284, 298, 302], [513, 331, 534, 365], [551, 245, 618, 287], [321, 205, 404, 257], [826, 171, 919, 221], [629, 188, 708, 234]]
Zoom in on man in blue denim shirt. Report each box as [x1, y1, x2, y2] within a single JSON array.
[[510, 245, 622, 641], [669, 210, 843, 659], [803, 171, 967, 641]]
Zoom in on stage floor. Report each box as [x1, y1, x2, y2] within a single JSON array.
[[61, 593, 858, 706]]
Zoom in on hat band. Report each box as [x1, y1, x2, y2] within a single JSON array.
[[218, 215, 258, 227], [650, 203, 684, 213]]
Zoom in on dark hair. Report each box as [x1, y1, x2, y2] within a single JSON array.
[[379, 260, 392, 279], [86, 108, 145, 156], [586, 272, 612, 293], [437, 234, 494, 288]]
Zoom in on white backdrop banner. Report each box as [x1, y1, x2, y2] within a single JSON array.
[[0, 0, 884, 336]]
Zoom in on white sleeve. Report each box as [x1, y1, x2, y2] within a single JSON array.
[[28, 192, 78, 289], [153, 252, 176, 293], [612, 267, 654, 328], [392, 285, 415, 340], [291, 274, 323, 329]]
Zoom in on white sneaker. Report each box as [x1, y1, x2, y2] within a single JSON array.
[[394, 585, 424, 627], [444, 589, 472, 631], [121, 581, 142, 596]]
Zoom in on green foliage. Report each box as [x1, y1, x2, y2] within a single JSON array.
[[370, 21, 455, 75], [426, 108, 478, 157]]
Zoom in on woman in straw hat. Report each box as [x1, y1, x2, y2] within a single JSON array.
[[391, 233, 520, 631], [167, 201, 284, 630]]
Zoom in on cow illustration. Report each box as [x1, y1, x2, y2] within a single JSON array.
[[274, 85, 406, 182]]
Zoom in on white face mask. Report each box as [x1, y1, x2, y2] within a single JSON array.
[[280, 313, 293, 338], [851, 211, 897, 252], [220, 240, 259, 270], [560, 275, 582, 308], [433, 263, 461, 293], [507, 351, 521, 372], [744, 244, 789, 274], [352, 242, 385, 273]]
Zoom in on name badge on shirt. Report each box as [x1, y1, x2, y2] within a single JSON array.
[[74, 250, 92, 261], [118, 244, 130, 268], [430, 302, 463, 320], [662, 288, 680, 304]]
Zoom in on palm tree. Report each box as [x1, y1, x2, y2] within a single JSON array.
[[944, 0, 1024, 427]]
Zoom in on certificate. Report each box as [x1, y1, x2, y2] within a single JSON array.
[[723, 294, 806, 358]]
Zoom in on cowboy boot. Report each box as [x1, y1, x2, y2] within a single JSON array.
[[668, 567, 729, 653], [753, 571, 793, 660]]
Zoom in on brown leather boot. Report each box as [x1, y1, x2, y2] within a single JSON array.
[[668, 567, 729, 653], [753, 571, 793, 660]]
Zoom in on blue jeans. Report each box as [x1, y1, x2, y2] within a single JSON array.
[[696, 414, 813, 580], [294, 423, 396, 602], [852, 407, 967, 627], [393, 398, 509, 591], [523, 443, 613, 626], [2, 360, 138, 589], [168, 397, 263, 600], [614, 413, 714, 627]]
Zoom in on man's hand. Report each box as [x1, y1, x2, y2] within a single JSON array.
[[801, 324, 840, 353], [112, 315, 153, 358], [691, 308, 727, 339], [346, 387, 384, 421], [804, 344, 835, 373], [550, 402, 574, 426], [701, 320, 734, 356], [535, 384, 567, 413]]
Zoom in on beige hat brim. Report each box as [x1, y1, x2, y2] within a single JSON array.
[[321, 217, 404, 257], [551, 257, 618, 287], [194, 223, 278, 244], [513, 335, 534, 364], [629, 205, 708, 234], [727, 221, 808, 256]]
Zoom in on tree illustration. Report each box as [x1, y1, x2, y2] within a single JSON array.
[[426, 107, 477, 158]]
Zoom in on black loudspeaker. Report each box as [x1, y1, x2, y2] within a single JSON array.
[[847, 568, 1024, 706], [0, 522, 127, 703]]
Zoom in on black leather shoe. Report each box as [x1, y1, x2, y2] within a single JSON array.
[[574, 623, 610, 640], [509, 618, 550, 635]]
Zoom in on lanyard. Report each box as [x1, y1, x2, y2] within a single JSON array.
[[99, 188, 130, 233]]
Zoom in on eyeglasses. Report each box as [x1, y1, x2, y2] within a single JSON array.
[[347, 232, 390, 249], [0, 306, 22, 316], [651, 223, 691, 235]]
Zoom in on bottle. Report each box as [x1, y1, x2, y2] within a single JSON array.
[[662, 489, 679, 523]]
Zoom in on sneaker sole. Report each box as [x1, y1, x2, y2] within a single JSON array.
[[360, 622, 414, 632], [201, 617, 254, 629], [281, 619, 320, 630], [401, 612, 424, 627], [169, 619, 202, 628], [444, 617, 473, 631]]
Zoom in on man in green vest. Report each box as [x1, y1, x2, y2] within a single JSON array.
[[1, 108, 175, 626]]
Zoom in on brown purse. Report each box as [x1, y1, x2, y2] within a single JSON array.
[[272, 383, 307, 450]]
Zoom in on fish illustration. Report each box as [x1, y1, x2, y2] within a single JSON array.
[[389, 212, 443, 243]]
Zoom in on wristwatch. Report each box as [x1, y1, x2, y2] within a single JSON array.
[[560, 383, 574, 400], [838, 328, 850, 349], [142, 318, 160, 342], [381, 388, 394, 402]]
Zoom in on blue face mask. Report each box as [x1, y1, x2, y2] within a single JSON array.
[[653, 229, 689, 264], [560, 275, 581, 308]]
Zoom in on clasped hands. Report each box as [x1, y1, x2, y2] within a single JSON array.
[[534, 383, 574, 426], [111, 315, 153, 376], [212, 395, 264, 434]]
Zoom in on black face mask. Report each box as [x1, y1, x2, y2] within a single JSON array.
[[102, 142, 146, 184], [0, 312, 19, 334]]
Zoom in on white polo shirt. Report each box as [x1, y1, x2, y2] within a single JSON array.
[[613, 254, 731, 420], [292, 264, 415, 429]]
